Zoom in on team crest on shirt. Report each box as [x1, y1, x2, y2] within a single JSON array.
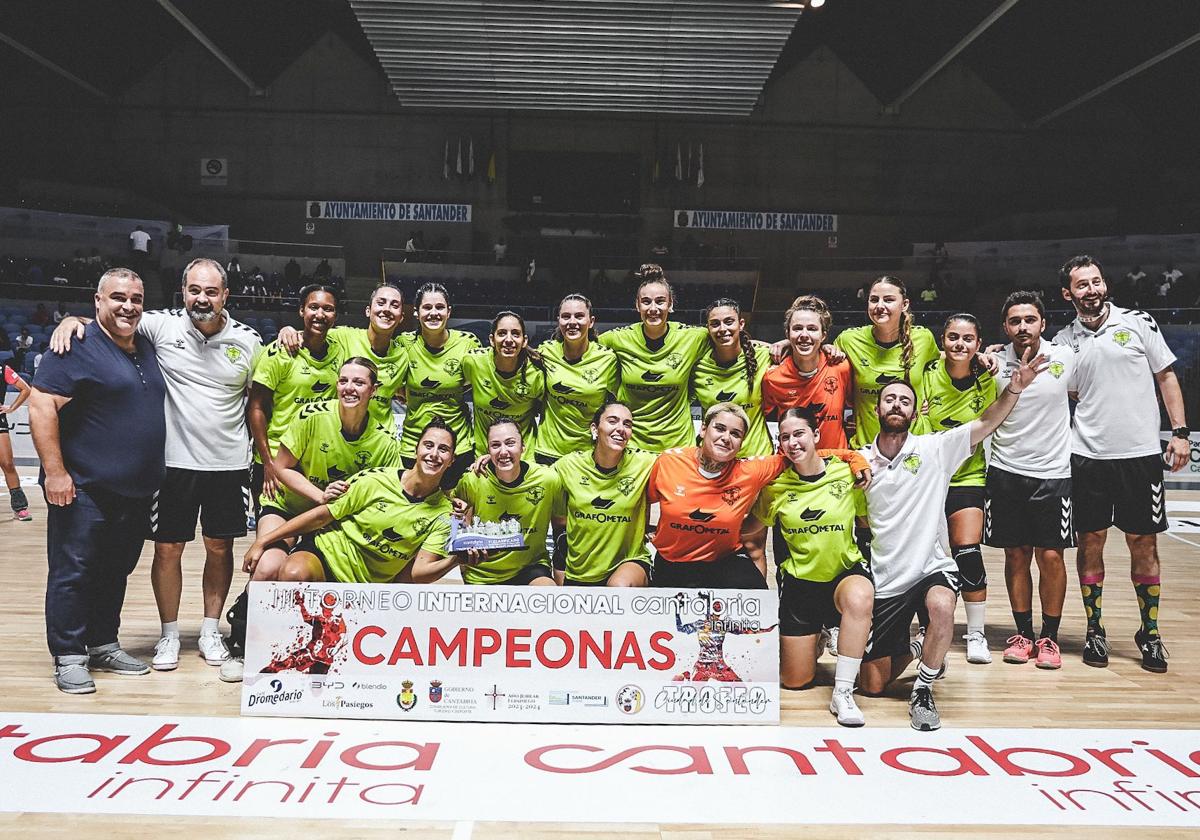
[[970, 393, 986, 413], [354, 450, 371, 469], [515, 382, 531, 398], [581, 368, 599, 383], [1112, 330, 1132, 347], [664, 352, 684, 370], [828, 479, 849, 499], [412, 517, 430, 534], [902, 454, 922, 475], [617, 477, 636, 496], [1048, 361, 1065, 378], [444, 358, 462, 375], [224, 345, 243, 363], [525, 486, 545, 504], [722, 487, 742, 506], [823, 375, 838, 394]]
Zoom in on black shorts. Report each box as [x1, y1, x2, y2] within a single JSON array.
[[779, 563, 873, 637], [650, 551, 769, 590], [534, 452, 560, 467], [564, 558, 653, 587], [250, 461, 265, 516], [292, 534, 336, 581], [402, 453, 473, 491], [945, 485, 985, 517], [0, 413, 8, 434], [1071, 453, 1167, 535], [149, 467, 251, 542], [864, 570, 960, 662], [984, 467, 1075, 549], [497, 564, 554, 586]]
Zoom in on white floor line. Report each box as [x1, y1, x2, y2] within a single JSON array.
[[451, 820, 474, 840], [1165, 530, 1200, 549]]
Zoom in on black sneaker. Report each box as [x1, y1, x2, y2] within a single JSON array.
[[1082, 629, 1110, 668], [1134, 630, 1169, 674]]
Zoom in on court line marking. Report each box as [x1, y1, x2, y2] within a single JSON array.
[[1165, 531, 1200, 549], [452, 820, 474, 840]]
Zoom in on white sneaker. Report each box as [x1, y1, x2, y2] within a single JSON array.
[[151, 636, 181, 671], [964, 630, 992, 664], [825, 626, 840, 657], [198, 632, 230, 665], [219, 656, 244, 683], [829, 687, 865, 727]]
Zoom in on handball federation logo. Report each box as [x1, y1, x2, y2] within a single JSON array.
[[616, 685, 644, 714]]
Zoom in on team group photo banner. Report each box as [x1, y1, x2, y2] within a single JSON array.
[[306, 200, 472, 222], [242, 583, 780, 725], [674, 208, 838, 232]]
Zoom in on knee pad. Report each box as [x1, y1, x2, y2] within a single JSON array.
[[953, 544, 986, 592]]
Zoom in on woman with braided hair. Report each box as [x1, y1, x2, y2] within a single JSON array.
[[834, 276, 940, 448], [691, 298, 774, 455]]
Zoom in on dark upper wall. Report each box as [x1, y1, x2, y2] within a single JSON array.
[[1, 32, 1180, 282]]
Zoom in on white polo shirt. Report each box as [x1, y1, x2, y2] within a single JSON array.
[[861, 424, 972, 599], [1051, 306, 1175, 460], [990, 341, 1076, 479], [138, 310, 262, 471]]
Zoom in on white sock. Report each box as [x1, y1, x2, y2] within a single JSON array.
[[160, 621, 179, 639], [200, 617, 220, 636], [965, 601, 987, 635], [834, 655, 862, 693], [914, 662, 941, 691]]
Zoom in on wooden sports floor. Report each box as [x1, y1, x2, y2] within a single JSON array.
[[1, 469, 1196, 838]]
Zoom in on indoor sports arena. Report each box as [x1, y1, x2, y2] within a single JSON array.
[[2, 1, 1200, 837]]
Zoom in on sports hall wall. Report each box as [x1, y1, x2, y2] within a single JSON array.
[[4, 33, 1187, 280]]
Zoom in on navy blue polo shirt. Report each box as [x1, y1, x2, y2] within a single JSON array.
[[34, 320, 166, 498]]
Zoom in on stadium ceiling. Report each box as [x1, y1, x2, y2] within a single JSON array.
[[347, 0, 805, 116], [1, 0, 1199, 134]]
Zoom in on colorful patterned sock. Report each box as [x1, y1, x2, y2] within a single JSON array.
[[1132, 574, 1161, 637], [1079, 574, 1104, 634]]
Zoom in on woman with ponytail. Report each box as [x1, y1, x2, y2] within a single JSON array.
[[598, 264, 710, 451], [461, 310, 545, 455], [691, 298, 774, 456], [834, 276, 939, 447], [535, 293, 619, 464], [915, 313, 998, 666]]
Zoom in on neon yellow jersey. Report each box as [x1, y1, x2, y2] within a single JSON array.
[[263, 400, 401, 515], [914, 359, 997, 487], [598, 322, 708, 451], [553, 448, 657, 583], [751, 458, 867, 582], [834, 324, 940, 448], [690, 343, 774, 456], [328, 326, 407, 433], [460, 349, 545, 455], [318, 467, 452, 583], [251, 336, 346, 461], [453, 462, 563, 584], [535, 339, 619, 461], [397, 329, 480, 457]]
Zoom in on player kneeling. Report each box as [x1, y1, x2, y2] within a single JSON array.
[[742, 407, 874, 727], [452, 418, 562, 586]]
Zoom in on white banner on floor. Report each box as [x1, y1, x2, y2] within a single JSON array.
[[242, 583, 780, 724], [0, 713, 1198, 826]]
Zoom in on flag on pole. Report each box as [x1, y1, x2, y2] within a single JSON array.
[[675, 143, 682, 180], [443, 140, 449, 180], [487, 151, 496, 185], [687, 143, 692, 180], [469, 137, 475, 177], [456, 139, 463, 176], [697, 143, 705, 188]]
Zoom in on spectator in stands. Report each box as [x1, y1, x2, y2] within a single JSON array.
[[31, 304, 51, 327], [651, 239, 670, 262], [1123, 265, 1146, 306], [525, 256, 537, 285], [53, 302, 70, 325], [313, 258, 332, 280], [1160, 263, 1183, 303], [493, 237, 507, 265], [129, 225, 152, 274], [225, 257, 243, 289], [0, 326, 10, 354], [284, 258, 302, 291], [27, 263, 44, 286], [932, 240, 949, 269], [13, 327, 34, 368], [920, 284, 939, 305]]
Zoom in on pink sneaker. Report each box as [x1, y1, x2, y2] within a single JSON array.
[[13, 508, 31, 522], [1034, 637, 1062, 670], [1002, 635, 1034, 664]]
